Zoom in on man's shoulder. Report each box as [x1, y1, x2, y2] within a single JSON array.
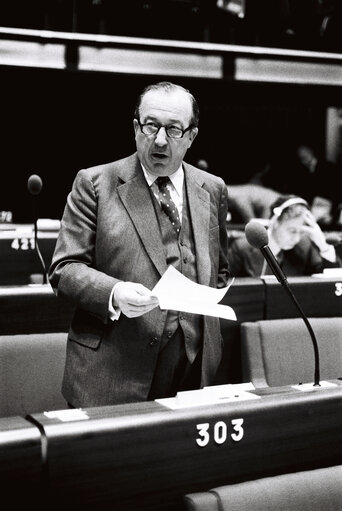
[[78, 153, 138, 179], [184, 161, 225, 188]]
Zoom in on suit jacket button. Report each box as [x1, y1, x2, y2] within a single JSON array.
[[150, 337, 158, 346]]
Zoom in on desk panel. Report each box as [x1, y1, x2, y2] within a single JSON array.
[[0, 226, 57, 285], [263, 276, 342, 319], [0, 279, 262, 339], [29, 382, 342, 511], [222, 277, 265, 323], [0, 285, 74, 334], [0, 277, 340, 387], [218, 277, 265, 383], [0, 416, 43, 507]]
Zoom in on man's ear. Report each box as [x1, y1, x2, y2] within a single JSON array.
[[188, 127, 198, 147], [133, 118, 139, 136]]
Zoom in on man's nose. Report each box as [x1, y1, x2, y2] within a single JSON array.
[[155, 127, 168, 145]]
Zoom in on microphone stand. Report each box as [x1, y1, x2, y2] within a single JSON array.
[[261, 245, 320, 386], [282, 282, 320, 386], [33, 217, 47, 284], [29, 189, 48, 285]]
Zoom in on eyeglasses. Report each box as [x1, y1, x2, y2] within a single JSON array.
[[136, 119, 194, 139]]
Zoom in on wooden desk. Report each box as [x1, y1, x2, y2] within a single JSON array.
[[0, 276, 340, 385], [0, 225, 58, 285], [0, 415, 43, 507], [0, 285, 74, 334], [218, 275, 342, 382], [0, 278, 263, 336], [27, 381, 342, 511]]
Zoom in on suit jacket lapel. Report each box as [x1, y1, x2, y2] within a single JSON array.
[[117, 157, 212, 284], [117, 158, 167, 277], [184, 164, 211, 286]]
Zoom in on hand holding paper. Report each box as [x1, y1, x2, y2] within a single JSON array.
[[152, 266, 236, 320]]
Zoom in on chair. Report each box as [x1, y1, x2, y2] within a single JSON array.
[[0, 332, 67, 417], [240, 317, 342, 387], [184, 464, 342, 511]]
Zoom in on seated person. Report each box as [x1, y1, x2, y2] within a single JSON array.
[[228, 195, 342, 277], [228, 183, 281, 223]]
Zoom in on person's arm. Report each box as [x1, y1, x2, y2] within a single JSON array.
[[49, 169, 158, 323], [48, 169, 118, 323], [302, 241, 339, 275], [318, 244, 336, 263], [217, 181, 230, 288], [302, 209, 337, 264]]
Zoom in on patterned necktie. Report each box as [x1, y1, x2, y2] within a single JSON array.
[[155, 176, 181, 234]]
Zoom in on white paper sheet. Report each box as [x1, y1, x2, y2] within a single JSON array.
[[311, 268, 342, 278], [292, 380, 338, 392], [152, 265, 236, 320], [44, 409, 89, 422], [156, 383, 259, 409]]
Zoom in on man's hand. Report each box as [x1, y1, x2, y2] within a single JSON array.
[[113, 282, 159, 318]]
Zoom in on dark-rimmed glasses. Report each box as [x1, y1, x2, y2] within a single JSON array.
[[136, 119, 194, 139]]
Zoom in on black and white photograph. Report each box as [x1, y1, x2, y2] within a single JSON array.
[[0, 1, 342, 510]]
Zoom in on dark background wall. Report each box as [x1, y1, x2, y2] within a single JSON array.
[[1, 64, 339, 222]]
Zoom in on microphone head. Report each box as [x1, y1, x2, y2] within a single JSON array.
[[27, 174, 43, 195], [245, 220, 269, 249]]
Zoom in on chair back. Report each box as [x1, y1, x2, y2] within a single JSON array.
[[240, 317, 342, 387], [0, 332, 67, 417], [184, 464, 342, 511]]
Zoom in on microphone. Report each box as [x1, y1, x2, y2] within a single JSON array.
[[27, 174, 43, 195], [27, 174, 47, 284], [245, 220, 321, 386]]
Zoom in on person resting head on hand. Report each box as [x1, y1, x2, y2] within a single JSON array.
[[228, 194, 342, 277]]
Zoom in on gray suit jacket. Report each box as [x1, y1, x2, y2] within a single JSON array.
[[49, 153, 229, 406]]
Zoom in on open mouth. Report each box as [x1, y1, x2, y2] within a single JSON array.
[[152, 152, 168, 160]]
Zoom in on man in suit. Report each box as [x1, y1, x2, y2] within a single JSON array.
[[49, 81, 230, 407]]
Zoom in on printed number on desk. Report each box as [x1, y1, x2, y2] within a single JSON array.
[[0, 211, 12, 222], [11, 237, 35, 250], [196, 418, 244, 447]]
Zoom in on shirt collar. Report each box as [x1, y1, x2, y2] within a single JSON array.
[[140, 163, 184, 197]]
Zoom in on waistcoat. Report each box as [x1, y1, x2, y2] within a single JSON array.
[[150, 181, 203, 363]]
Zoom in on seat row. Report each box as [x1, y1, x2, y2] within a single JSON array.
[[1, 315, 341, 418]]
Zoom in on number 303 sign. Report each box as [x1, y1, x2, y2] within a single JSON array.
[[196, 418, 244, 447]]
